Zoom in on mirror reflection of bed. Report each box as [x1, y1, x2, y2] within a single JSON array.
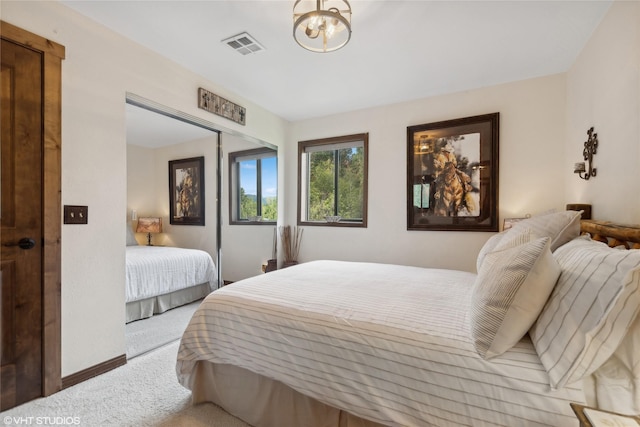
[[124, 99, 275, 359]]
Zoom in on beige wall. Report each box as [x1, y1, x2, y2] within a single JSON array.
[[126, 144, 156, 244], [2, 0, 638, 379], [565, 0, 640, 223], [286, 0, 639, 273], [220, 134, 280, 281], [2, 0, 287, 376], [127, 136, 220, 253], [153, 138, 219, 254], [287, 74, 567, 272], [127, 132, 278, 283]]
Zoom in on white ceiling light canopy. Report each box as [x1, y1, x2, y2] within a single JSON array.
[[293, 0, 352, 53]]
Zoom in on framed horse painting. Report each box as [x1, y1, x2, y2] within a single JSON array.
[[406, 113, 499, 231], [169, 156, 205, 226]]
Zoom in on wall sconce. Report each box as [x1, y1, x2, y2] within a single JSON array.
[[574, 127, 598, 180]]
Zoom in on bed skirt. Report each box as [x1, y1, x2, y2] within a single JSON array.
[[191, 360, 386, 427], [126, 283, 210, 323]]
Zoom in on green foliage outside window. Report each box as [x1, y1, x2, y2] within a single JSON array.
[[308, 147, 364, 221], [261, 197, 278, 220], [239, 188, 277, 221], [231, 149, 277, 223], [239, 187, 257, 219]]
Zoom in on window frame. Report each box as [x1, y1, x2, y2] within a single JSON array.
[[297, 133, 368, 228], [228, 147, 277, 225]]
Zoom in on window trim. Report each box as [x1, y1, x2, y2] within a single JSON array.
[[297, 133, 368, 228], [228, 147, 277, 225]]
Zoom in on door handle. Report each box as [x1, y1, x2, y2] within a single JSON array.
[[4, 237, 36, 250]]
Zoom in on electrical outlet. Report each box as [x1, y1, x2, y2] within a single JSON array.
[[64, 205, 88, 224]]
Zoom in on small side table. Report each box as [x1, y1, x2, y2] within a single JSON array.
[[570, 403, 640, 427]]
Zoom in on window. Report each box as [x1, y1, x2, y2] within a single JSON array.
[[298, 133, 368, 227], [229, 148, 277, 224]]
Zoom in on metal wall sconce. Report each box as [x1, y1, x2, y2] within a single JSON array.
[[574, 127, 598, 180]]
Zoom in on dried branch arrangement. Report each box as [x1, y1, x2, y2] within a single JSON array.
[[271, 227, 278, 259], [279, 225, 303, 263], [263, 227, 279, 273]]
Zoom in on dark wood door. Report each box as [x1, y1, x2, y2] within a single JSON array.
[[1, 38, 44, 411]]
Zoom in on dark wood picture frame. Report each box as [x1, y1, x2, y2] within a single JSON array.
[[407, 113, 499, 231], [169, 156, 205, 225]]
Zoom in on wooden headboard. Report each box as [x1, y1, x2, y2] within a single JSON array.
[[580, 220, 640, 249]]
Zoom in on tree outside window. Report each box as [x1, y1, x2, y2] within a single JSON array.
[[298, 133, 368, 227], [229, 148, 277, 224]]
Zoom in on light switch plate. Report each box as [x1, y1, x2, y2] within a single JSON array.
[[64, 205, 88, 224]]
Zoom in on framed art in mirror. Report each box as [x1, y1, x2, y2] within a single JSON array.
[[407, 113, 499, 231], [169, 156, 205, 225]]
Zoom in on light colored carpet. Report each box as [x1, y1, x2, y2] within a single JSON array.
[[126, 300, 202, 359], [0, 341, 251, 427]]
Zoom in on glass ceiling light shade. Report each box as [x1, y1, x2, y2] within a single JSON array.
[[293, 0, 352, 53]]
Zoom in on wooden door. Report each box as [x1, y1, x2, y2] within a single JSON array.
[[1, 38, 44, 411]]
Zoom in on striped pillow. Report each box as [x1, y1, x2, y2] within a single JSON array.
[[530, 236, 640, 389], [496, 210, 582, 252], [476, 230, 507, 273], [471, 231, 561, 359]]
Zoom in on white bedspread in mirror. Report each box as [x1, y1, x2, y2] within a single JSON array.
[[125, 246, 216, 323], [126, 246, 216, 302]]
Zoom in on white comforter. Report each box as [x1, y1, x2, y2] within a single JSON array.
[[125, 246, 216, 302], [176, 260, 584, 426]]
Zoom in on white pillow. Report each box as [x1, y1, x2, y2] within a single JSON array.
[[588, 314, 640, 415], [470, 230, 561, 359], [530, 236, 640, 389], [496, 210, 582, 253], [126, 225, 138, 246], [476, 231, 507, 273]]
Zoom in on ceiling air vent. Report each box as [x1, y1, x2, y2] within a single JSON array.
[[222, 32, 265, 55]]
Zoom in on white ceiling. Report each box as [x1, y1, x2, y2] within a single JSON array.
[[125, 103, 216, 148], [63, 0, 611, 124]]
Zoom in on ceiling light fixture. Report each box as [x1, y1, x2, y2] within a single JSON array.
[[293, 0, 352, 53]]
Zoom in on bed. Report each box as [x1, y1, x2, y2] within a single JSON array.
[[125, 227, 217, 323], [176, 211, 640, 426]]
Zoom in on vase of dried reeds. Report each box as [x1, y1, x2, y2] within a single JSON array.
[[279, 225, 303, 268], [264, 228, 278, 273]]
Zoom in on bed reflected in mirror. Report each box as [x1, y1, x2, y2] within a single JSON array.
[[125, 98, 278, 358]]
